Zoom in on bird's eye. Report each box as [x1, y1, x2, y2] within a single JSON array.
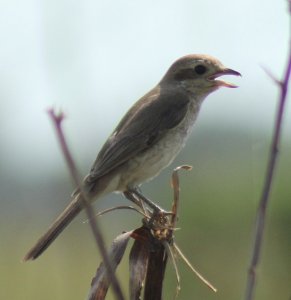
[[194, 65, 207, 75]]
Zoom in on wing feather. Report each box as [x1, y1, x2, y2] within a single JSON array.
[[86, 87, 189, 183]]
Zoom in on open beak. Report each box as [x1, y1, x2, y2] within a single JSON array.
[[208, 68, 241, 88]]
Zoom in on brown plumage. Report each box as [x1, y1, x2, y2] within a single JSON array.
[[24, 54, 240, 261]]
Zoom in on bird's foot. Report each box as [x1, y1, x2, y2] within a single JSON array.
[[126, 187, 172, 215]]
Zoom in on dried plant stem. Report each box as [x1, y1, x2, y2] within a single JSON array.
[[170, 165, 192, 228], [163, 241, 181, 298], [173, 243, 217, 292], [47, 109, 124, 300], [93, 206, 146, 219], [244, 30, 291, 300], [143, 240, 168, 300]]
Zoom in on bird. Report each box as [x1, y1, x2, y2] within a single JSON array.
[[24, 54, 241, 261]]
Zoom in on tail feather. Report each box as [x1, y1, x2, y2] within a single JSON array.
[[23, 194, 83, 261]]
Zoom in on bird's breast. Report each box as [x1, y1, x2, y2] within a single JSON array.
[[118, 99, 201, 189]]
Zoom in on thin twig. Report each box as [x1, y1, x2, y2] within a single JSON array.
[[47, 109, 124, 300], [83, 205, 147, 223], [260, 65, 281, 86], [170, 165, 192, 229], [173, 243, 217, 292], [244, 19, 291, 300], [163, 241, 181, 299], [169, 166, 216, 295]]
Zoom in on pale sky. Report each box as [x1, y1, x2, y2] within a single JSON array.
[[0, 0, 290, 178]]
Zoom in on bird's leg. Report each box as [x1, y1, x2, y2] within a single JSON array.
[[125, 188, 175, 241], [134, 188, 148, 214], [127, 187, 163, 212], [127, 188, 173, 217], [123, 191, 148, 216], [123, 190, 142, 207]]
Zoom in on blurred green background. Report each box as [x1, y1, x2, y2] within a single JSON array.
[[0, 0, 290, 299]]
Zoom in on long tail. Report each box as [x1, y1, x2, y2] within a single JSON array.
[[23, 194, 83, 261]]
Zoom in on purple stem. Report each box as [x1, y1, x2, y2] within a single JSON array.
[[47, 109, 124, 300], [244, 35, 291, 299]]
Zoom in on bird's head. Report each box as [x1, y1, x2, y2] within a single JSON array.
[[161, 54, 241, 96]]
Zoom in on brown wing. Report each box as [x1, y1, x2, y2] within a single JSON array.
[[86, 87, 189, 183]]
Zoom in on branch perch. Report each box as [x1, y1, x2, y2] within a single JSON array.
[[244, 13, 291, 299], [47, 109, 125, 300]]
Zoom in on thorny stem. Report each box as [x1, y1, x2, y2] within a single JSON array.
[[47, 109, 125, 300], [244, 15, 291, 300]]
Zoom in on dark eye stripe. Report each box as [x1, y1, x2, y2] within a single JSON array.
[[174, 65, 208, 81], [174, 68, 197, 81]]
